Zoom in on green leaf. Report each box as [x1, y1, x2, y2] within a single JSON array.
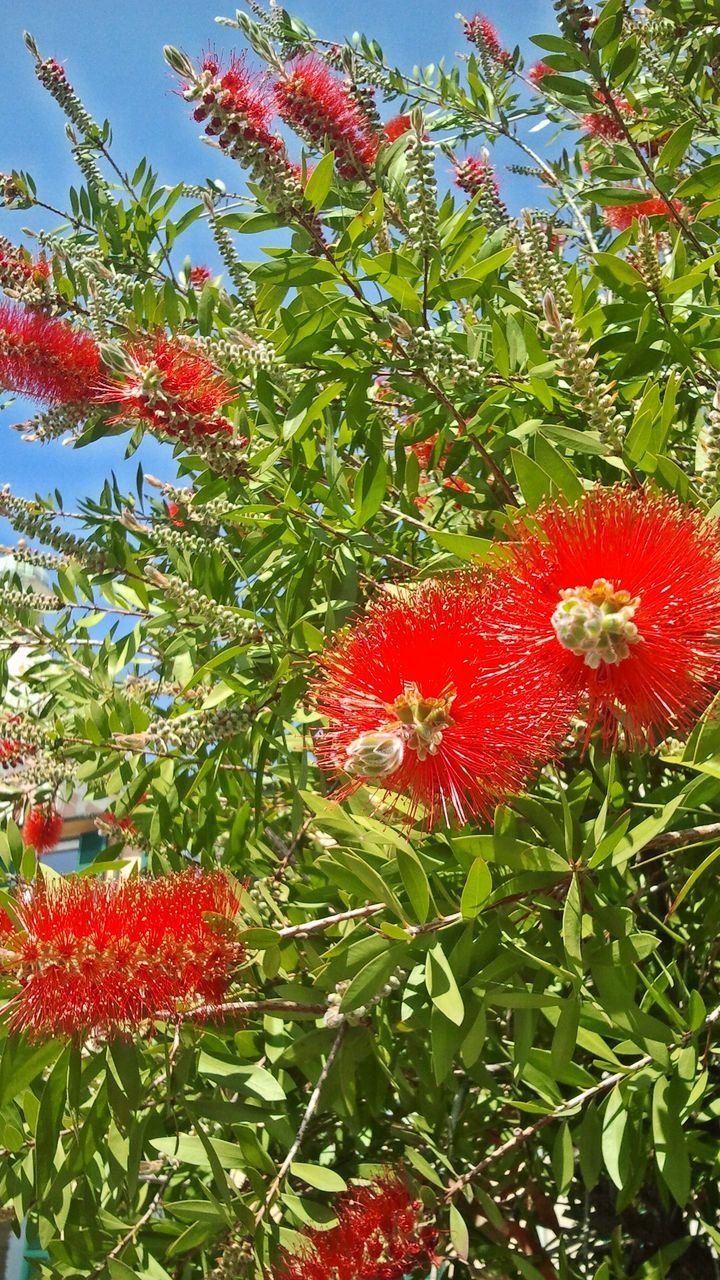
[[340, 943, 406, 1013], [449, 1205, 470, 1261], [552, 996, 581, 1074], [425, 942, 465, 1026], [198, 1055, 286, 1101], [149, 1134, 250, 1170], [652, 1076, 690, 1206], [429, 530, 494, 562], [460, 857, 492, 919], [511, 449, 555, 508], [290, 1162, 347, 1192], [303, 152, 335, 210], [35, 1042, 70, 1195], [667, 844, 720, 917], [353, 453, 387, 526], [562, 874, 583, 972], [396, 847, 431, 923], [0, 1036, 62, 1109], [552, 1121, 574, 1195], [602, 1085, 632, 1190], [656, 120, 694, 172]]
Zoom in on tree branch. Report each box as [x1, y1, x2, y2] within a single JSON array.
[[447, 1001, 720, 1197], [254, 1022, 348, 1225]]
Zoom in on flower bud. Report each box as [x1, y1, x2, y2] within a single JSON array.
[[345, 730, 405, 779]]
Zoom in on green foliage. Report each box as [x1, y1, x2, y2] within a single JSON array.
[[1, 1, 720, 1277]]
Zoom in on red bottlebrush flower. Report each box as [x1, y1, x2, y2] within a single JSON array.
[[604, 195, 686, 231], [3, 868, 244, 1038], [184, 54, 282, 158], [96, 336, 234, 440], [582, 91, 634, 141], [454, 154, 500, 199], [180, 54, 307, 217], [189, 264, 212, 287], [443, 475, 473, 495], [274, 57, 380, 181], [384, 114, 412, 143], [482, 487, 720, 748], [463, 14, 509, 63], [165, 500, 185, 527], [0, 302, 100, 406], [408, 433, 440, 472], [528, 61, 556, 86], [100, 793, 149, 836], [312, 577, 570, 828], [275, 1173, 439, 1280], [0, 736, 33, 766], [22, 807, 64, 854]]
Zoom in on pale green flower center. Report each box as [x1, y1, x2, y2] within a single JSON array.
[[551, 577, 641, 670]]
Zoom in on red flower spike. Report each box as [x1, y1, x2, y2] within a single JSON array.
[[189, 264, 212, 287], [22, 807, 64, 854], [384, 114, 412, 143], [3, 868, 244, 1039], [96, 336, 234, 440], [604, 195, 686, 231], [274, 56, 380, 181], [0, 302, 101, 406], [528, 61, 556, 86], [184, 53, 282, 158], [312, 577, 571, 828], [275, 1173, 439, 1280], [463, 15, 510, 63], [482, 487, 720, 748], [0, 717, 34, 768], [453, 154, 501, 199], [582, 91, 634, 141]]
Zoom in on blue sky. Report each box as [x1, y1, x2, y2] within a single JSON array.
[[0, 0, 555, 517]]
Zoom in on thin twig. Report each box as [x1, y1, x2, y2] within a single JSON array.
[[255, 1022, 348, 1225], [164, 998, 326, 1022], [447, 1001, 720, 1197]]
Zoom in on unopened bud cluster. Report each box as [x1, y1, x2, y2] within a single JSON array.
[[12, 402, 87, 444], [0, 542, 67, 578], [0, 492, 107, 573], [553, 0, 596, 40], [406, 114, 440, 253], [69, 139, 111, 197], [145, 567, 260, 640], [1, 748, 74, 794], [0, 172, 34, 210], [183, 431, 250, 479], [324, 970, 403, 1028], [0, 582, 59, 618], [208, 213, 257, 328], [552, 579, 640, 669], [405, 327, 483, 386], [514, 212, 573, 314], [543, 292, 624, 451], [632, 215, 663, 296], [34, 56, 100, 139], [120, 705, 248, 757], [192, 330, 280, 378], [698, 384, 720, 503], [0, 238, 52, 306]]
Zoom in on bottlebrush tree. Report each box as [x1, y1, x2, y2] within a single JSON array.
[[1, 1, 720, 1277]]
